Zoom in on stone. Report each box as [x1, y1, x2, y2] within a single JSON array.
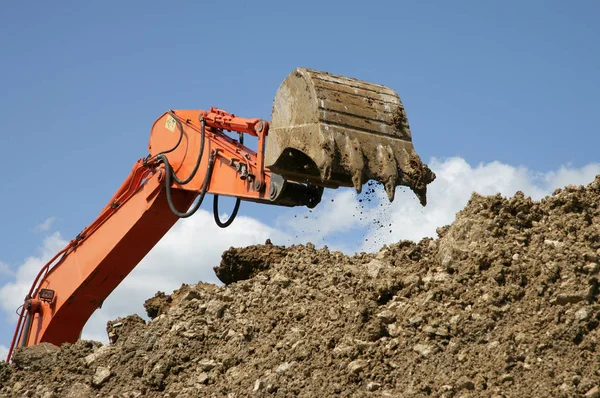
[[206, 300, 226, 318], [83, 345, 113, 367], [92, 366, 112, 387], [275, 362, 293, 373], [423, 325, 437, 335], [377, 310, 395, 324], [387, 323, 401, 337], [583, 263, 599, 274], [198, 359, 218, 371], [367, 382, 381, 391], [413, 344, 436, 357], [552, 293, 588, 305], [366, 259, 385, 278], [576, 308, 589, 321], [457, 378, 475, 390], [272, 273, 291, 287], [181, 290, 201, 301], [253, 379, 264, 392], [266, 384, 277, 393], [197, 372, 209, 384], [84, 353, 96, 367], [544, 239, 564, 249], [347, 359, 368, 374], [585, 386, 600, 398]]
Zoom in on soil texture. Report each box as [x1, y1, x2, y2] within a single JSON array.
[[3, 177, 600, 397]]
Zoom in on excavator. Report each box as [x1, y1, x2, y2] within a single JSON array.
[[6, 68, 435, 361]]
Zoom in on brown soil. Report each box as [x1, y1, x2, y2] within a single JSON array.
[[3, 177, 600, 397]]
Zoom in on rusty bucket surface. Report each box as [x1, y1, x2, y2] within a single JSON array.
[[265, 68, 435, 205]]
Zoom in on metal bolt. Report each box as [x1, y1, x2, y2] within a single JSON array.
[[269, 183, 277, 200]]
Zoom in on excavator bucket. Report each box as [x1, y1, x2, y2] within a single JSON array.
[[266, 68, 435, 205]]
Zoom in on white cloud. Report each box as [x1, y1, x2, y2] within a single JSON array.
[[0, 344, 7, 362], [0, 232, 67, 324], [33, 216, 57, 233], [360, 157, 600, 251], [81, 209, 286, 343], [2, 158, 600, 348], [1, 208, 284, 346], [538, 162, 600, 192], [0, 261, 12, 277]]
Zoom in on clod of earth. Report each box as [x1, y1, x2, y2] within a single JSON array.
[[3, 177, 600, 397]]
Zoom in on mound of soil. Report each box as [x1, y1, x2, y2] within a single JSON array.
[[3, 177, 600, 397]]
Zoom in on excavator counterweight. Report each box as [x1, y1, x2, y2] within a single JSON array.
[[7, 68, 435, 362]]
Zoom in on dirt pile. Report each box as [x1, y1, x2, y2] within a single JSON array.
[[3, 177, 600, 397]]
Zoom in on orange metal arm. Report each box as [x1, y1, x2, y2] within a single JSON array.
[[9, 169, 196, 358], [8, 108, 319, 361], [147, 108, 271, 198]]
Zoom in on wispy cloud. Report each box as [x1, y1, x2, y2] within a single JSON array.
[[0, 232, 67, 324], [360, 157, 600, 251], [0, 262, 12, 277], [0, 344, 7, 362], [33, 217, 57, 233]]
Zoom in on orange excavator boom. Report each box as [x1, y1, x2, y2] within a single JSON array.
[[6, 107, 321, 361], [7, 68, 435, 362]]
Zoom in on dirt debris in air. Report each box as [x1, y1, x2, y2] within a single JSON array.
[[5, 177, 600, 397]]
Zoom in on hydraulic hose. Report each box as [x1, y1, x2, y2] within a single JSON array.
[[154, 111, 184, 156], [153, 112, 214, 219], [157, 151, 216, 219], [155, 115, 242, 224], [213, 195, 241, 228], [154, 113, 206, 186], [213, 131, 243, 228], [171, 117, 206, 185]]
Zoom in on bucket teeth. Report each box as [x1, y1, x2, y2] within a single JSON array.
[[317, 135, 336, 182], [377, 145, 399, 202], [266, 67, 436, 205], [320, 162, 332, 182], [352, 171, 364, 194], [346, 137, 365, 194], [385, 176, 397, 202]]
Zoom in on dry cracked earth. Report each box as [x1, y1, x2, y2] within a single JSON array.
[[4, 177, 600, 397]]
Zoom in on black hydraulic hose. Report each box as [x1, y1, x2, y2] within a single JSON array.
[[173, 118, 206, 185], [213, 131, 245, 227], [157, 151, 216, 218], [155, 122, 249, 225], [213, 195, 241, 228], [172, 118, 206, 185], [155, 111, 184, 157], [154, 114, 206, 186]]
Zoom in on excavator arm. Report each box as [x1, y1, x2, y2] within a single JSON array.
[[7, 108, 320, 359], [7, 68, 435, 361]]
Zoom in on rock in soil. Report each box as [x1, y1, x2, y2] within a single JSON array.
[[4, 177, 600, 397]]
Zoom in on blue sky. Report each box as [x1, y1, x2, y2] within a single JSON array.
[[1, 1, 599, 357]]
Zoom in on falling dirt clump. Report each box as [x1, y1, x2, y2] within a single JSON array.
[[4, 177, 600, 397]]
